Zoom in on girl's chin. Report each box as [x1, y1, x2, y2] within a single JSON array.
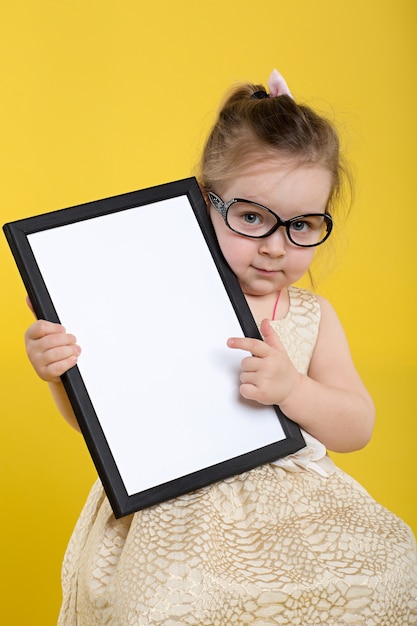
[[241, 283, 284, 298]]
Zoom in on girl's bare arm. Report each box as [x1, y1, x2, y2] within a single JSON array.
[[227, 296, 375, 453]]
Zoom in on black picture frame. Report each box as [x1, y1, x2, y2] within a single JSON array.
[[3, 177, 305, 518]]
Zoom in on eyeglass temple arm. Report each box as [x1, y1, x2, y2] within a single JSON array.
[[207, 192, 228, 219]]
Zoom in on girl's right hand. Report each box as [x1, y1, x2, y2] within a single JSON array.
[[25, 319, 81, 382]]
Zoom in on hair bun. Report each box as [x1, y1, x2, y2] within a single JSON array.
[[251, 90, 269, 100]]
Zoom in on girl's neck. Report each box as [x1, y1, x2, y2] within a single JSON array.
[[245, 287, 289, 322]]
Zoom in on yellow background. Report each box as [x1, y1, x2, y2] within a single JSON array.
[[1, 1, 416, 623]]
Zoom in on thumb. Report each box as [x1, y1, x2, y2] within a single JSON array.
[[26, 295, 36, 317], [260, 318, 283, 349]]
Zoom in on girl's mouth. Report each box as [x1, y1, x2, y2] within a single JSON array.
[[253, 266, 280, 275]]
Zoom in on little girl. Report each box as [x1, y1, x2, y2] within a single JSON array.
[[25, 70, 417, 624]]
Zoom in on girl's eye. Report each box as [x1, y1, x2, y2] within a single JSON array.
[[290, 220, 309, 233], [227, 202, 275, 236], [242, 212, 262, 225]]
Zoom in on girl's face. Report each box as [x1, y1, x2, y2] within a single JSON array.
[[209, 159, 332, 298]]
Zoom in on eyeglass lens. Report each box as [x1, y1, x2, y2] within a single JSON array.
[[226, 202, 329, 246]]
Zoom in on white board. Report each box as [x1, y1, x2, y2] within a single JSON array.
[[4, 178, 305, 517]]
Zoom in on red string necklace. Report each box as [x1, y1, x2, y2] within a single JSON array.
[[272, 290, 282, 321]]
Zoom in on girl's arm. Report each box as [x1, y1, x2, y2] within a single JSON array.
[[296, 296, 375, 451], [25, 319, 81, 432], [227, 296, 375, 453]]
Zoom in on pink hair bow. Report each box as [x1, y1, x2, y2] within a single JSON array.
[[267, 69, 293, 99]]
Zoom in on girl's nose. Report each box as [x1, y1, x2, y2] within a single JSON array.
[[259, 226, 287, 256]]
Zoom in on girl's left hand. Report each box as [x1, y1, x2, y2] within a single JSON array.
[[227, 319, 300, 406]]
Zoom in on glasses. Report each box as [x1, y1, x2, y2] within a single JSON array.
[[208, 191, 333, 248]]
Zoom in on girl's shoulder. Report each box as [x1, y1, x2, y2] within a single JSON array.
[[287, 285, 321, 320], [288, 286, 341, 322]]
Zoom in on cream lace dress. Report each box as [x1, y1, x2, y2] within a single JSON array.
[[58, 287, 417, 625]]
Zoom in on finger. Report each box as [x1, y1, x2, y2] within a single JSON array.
[[260, 319, 284, 350], [38, 331, 78, 352], [39, 354, 80, 381], [25, 329, 78, 361], [241, 355, 260, 372], [38, 342, 81, 366], [227, 336, 270, 357], [34, 344, 81, 381], [239, 382, 261, 403], [25, 319, 67, 341], [240, 370, 258, 385], [25, 295, 35, 316]]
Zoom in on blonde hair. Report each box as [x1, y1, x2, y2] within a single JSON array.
[[198, 82, 352, 220]]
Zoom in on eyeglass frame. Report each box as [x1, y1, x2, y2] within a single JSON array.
[[207, 191, 333, 248]]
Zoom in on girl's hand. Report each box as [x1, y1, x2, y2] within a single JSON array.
[[227, 318, 300, 406], [25, 319, 81, 382]]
